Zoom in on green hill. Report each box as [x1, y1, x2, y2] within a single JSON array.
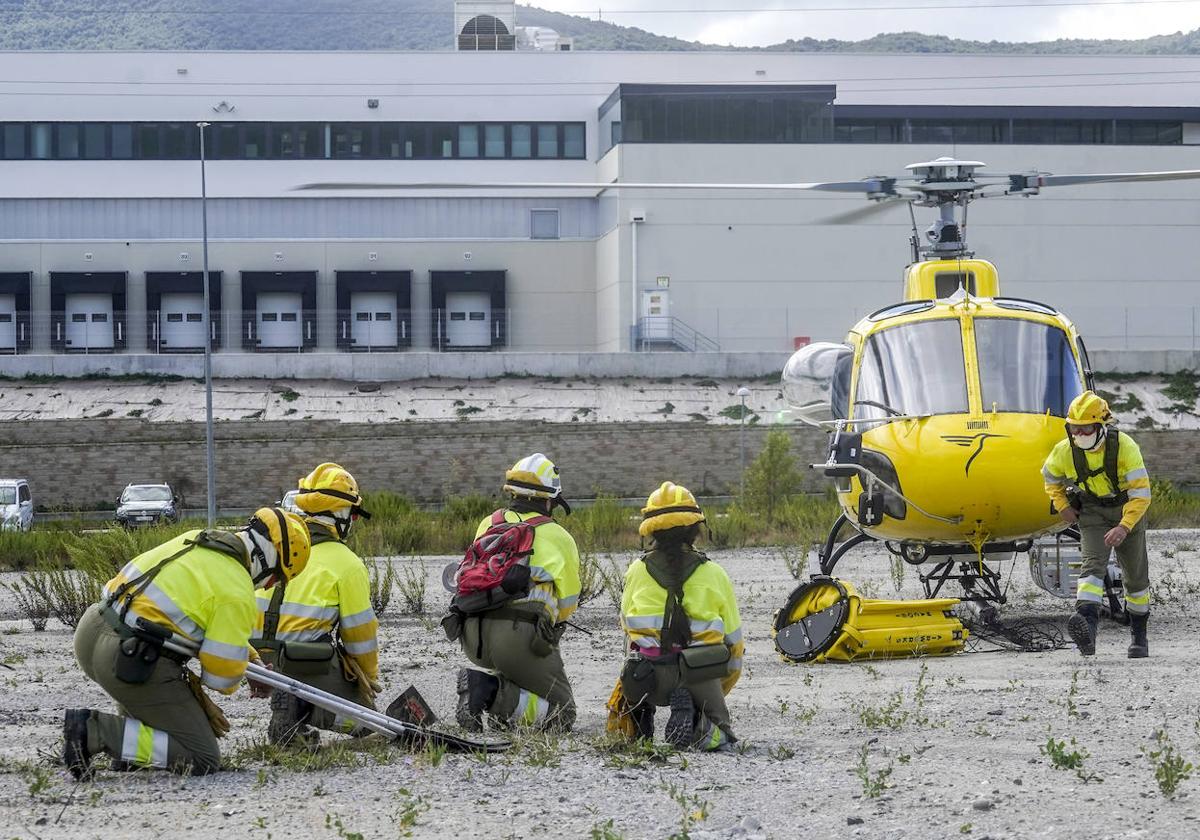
[[0, 0, 1195, 53]]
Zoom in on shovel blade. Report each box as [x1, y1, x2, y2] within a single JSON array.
[[386, 685, 437, 728]]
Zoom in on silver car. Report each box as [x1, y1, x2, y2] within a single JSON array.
[[116, 483, 181, 528], [0, 479, 33, 532]]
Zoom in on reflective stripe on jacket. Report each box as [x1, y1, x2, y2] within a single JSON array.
[[255, 535, 379, 682], [473, 510, 582, 624], [102, 529, 256, 695], [621, 553, 744, 695], [1042, 432, 1152, 530]]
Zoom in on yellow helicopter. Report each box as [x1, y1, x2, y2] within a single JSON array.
[[298, 159, 1200, 614], [779, 157, 1200, 615]]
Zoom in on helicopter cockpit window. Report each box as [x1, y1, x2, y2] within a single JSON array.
[[781, 342, 852, 423], [973, 318, 1084, 417], [853, 319, 968, 421], [993, 298, 1059, 317], [867, 300, 934, 322]]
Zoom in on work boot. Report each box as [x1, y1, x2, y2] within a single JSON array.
[[62, 708, 94, 781], [455, 668, 498, 733], [268, 690, 316, 746], [1067, 603, 1100, 656], [664, 688, 696, 749], [631, 702, 655, 741], [1128, 613, 1149, 659]]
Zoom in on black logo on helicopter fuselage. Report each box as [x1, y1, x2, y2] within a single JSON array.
[[941, 433, 1008, 476]]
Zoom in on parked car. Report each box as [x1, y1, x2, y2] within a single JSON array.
[[115, 483, 182, 528], [0, 478, 33, 532]]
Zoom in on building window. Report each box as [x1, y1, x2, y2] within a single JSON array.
[[163, 123, 192, 158], [83, 124, 106, 159], [511, 124, 532, 158], [3, 124, 25, 159], [458, 124, 480, 158], [563, 123, 585, 158], [431, 124, 454, 158], [484, 124, 505, 158], [530, 209, 560, 240], [613, 86, 835, 144], [333, 123, 373, 158], [31, 124, 51, 159], [111, 124, 133, 159], [536, 124, 558, 158]]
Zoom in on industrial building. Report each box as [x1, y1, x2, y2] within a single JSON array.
[[0, 20, 1198, 363]]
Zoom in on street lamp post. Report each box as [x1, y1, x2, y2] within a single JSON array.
[[198, 121, 216, 528], [736, 386, 751, 497]]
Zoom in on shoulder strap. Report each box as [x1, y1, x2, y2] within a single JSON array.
[[259, 584, 287, 645], [490, 509, 507, 527], [523, 515, 552, 528], [643, 549, 707, 652], [1104, 429, 1121, 490], [106, 540, 198, 622]]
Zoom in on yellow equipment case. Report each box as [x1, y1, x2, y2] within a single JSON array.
[[773, 577, 968, 663]]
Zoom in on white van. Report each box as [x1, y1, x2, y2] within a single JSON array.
[[0, 479, 33, 532]]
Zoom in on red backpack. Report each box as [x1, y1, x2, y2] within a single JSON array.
[[450, 510, 551, 615]]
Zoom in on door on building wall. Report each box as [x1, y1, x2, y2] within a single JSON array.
[[65, 293, 115, 352], [350, 291, 398, 350], [159, 292, 206, 350], [257, 292, 303, 350], [0, 294, 15, 353], [444, 291, 491, 347], [641, 290, 671, 340]]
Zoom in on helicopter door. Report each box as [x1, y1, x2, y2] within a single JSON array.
[[782, 342, 852, 425], [1076, 337, 1095, 391], [973, 318, 1083, 416]]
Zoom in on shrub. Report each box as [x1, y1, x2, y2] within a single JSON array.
[[396, 561, 428, 616], [369, 559, 396, 618], [741, 428, 804, 524], [2, 579, 51, 631]]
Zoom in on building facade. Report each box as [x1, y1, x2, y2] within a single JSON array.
[[0, 50, 1197, 360]]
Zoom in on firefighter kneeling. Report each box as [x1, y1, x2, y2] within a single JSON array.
[[64, 508, 310, 778], [608, 482, 743, 751], [252, 463, 381, 745]]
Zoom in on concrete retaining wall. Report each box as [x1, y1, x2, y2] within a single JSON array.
[[0, 419, 827, 510], [0, 349, 1196, 381], [0, 351, 794, 381], [3, 418, 1200, 511]]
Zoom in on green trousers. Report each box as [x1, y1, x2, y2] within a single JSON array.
[[1077, 506, 1151, 615], [644, 662, 736, 750], [73, 603, 220, 775], [460, 613, 575, 731], [262, 646, 371, 735]]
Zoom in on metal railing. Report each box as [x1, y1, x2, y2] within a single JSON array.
[[633, 316, 720, 352]]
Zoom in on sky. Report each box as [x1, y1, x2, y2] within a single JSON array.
[[530, 0, 1200, 45]]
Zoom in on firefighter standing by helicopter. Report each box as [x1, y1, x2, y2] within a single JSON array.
[[1042, 391, 1153, 658]]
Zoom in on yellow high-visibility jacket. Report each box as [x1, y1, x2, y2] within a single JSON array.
[[474, 509, 581, 624], [102, 529, 256, 695], [1042, 430, 1152, 531], [254, 532, 379, 682], [621, 550, 744, 696]]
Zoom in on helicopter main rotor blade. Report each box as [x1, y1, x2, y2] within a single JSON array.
[[1013, 169, 1200, 191], [817, 196, 913, 225], [293, 179, 891, 194]]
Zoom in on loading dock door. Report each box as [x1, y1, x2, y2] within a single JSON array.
[[444, 291, 491, 347], [0, 294, 14, 353], [160, 292, 206, 350], [65, 293, 114, 351], [257, 292, 303, 349], [350, 291, 398, 349]]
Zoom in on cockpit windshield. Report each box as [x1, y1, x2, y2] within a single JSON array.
[[974, 318, 1083, 416], [853, 319, 968, 421]]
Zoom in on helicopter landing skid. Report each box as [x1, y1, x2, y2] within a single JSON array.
[[920, 558, 1005, 605]]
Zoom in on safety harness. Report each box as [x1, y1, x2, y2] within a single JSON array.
[[256, 523, 337, 651], [642, 546, 707, 653], [1069, 429, 1128, 508], [102, 531, 249, 677]]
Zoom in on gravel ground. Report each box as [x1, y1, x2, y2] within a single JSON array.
[[2, 534, 1200, 839]]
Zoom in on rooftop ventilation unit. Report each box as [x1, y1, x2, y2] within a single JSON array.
[[455, 0, 516, 51]]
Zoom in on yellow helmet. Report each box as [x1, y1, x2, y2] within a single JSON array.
[[249, 507, 310, 582], [1066, 391, 1112, 427], [504, 453, 563, 500], [296, 462, 365, 516], [639, 481, 706, 538]]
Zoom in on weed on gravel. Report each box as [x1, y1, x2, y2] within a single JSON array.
[[1144, 726, 1194, 799], [855, 742, 893, 799]]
